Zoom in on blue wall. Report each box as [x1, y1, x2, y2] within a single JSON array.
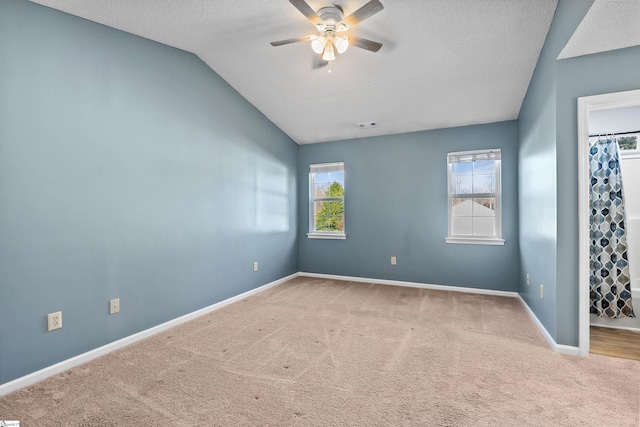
[[0, 0, 298, 384], [517, 0, 590, 345], [298, 122, 519, 290], [555, 44, 640, 345], [519, 0, 640, 346]]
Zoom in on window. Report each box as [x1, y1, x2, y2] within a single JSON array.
[[589, 133, 640, 158], [447, 149, 504, 245], [308, 162, 346, 239], [617, 134, 638, 151]]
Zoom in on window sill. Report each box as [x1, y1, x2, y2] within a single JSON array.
[[446, 237, 505, 246], [621, 151, 640, 160], [307, 232, 347, 240]]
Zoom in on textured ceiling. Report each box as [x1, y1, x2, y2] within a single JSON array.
[[30, 0, 559, 144], [559, 0, 640, 60]]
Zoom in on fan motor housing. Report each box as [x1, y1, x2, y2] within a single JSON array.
[[317, 6, 344, 25]]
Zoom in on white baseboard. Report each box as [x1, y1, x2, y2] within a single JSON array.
[[555, 344, 581, 355], [516, 295, 581, 356], [299, 272, 519, 298], [0, 273, 298, 397]]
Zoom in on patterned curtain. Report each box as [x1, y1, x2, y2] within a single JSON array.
[[589, 138, 635, 318]]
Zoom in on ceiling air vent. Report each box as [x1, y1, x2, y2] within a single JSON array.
[[358, 121, 377, 129]]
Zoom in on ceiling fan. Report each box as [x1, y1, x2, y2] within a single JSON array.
[[271, 0, 384, 62]]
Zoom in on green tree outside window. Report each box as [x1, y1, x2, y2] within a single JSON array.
[[315, 181, 344, 231]]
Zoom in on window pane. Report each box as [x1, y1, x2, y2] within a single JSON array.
[[330, 170, 345, 186], [473, 160, 495, 174], [314, 182, 329, 198], [447, 150, 501, 241], [472, 173, 495, 194], [313, 172, 344, 198], [451, 162, 473, 176], [451, 198, 473, 216], [314, 171, 331, 184], [314, 201, 344, 232], [473, 217, 496, 236], [451, 175, 472, 195], [310, 163, 345, 236], [315, 170, 344, 186], [452, 217, 473, 235], [472, 198, 496, 217], [618, 136, 637, 151], [326, 181, 344, 198]]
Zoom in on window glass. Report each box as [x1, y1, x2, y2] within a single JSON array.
[[309, 163, 345, 238], [447, 150, 502, 244]]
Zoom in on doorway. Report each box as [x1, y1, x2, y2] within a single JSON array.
[[577, 89, 640, 357]]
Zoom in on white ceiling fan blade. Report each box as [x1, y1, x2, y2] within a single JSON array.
[[270, 35, 314, 47], [348, 36, 382, 52], [341, 0, 384, 28], [289, 0, 322, 25]]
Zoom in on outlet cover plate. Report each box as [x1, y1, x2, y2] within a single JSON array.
[[47, 311, 62, 331], [110, 298, 120, 314]]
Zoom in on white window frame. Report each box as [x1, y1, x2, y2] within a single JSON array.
[[446, 149, 504, 245], [308, 162, 346, 240]]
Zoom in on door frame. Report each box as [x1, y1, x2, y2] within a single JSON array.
[[577, 89, 640, 356]]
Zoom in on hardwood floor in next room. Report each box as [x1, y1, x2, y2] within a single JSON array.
[[590, 326, 640, 361]]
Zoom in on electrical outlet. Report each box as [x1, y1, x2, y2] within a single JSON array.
[[110, 298, 120, 314], [253, 262, 258, 272], [540, 284, 544, 298], [47, 311, 62, 331], [391, 256, 397, 265], [526, 274, 530, 285]]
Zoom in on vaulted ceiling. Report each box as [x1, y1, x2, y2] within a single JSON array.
[[28, 1, 638, 144]]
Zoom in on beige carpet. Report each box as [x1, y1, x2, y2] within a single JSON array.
[[1, 277, 639, 426]]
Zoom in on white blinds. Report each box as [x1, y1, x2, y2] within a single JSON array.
[[310, 162, 344, 173], [448, 150, 500, 163]]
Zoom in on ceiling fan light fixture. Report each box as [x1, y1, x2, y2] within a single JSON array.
[[322, 43, 336, 61], [311, 36, 327, 54], [334, 36, 349, 54], [271, 0, 385, 63]]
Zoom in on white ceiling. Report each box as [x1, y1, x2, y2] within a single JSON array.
[[559, 0, 640, 60], [29, 0, 563, 144]]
